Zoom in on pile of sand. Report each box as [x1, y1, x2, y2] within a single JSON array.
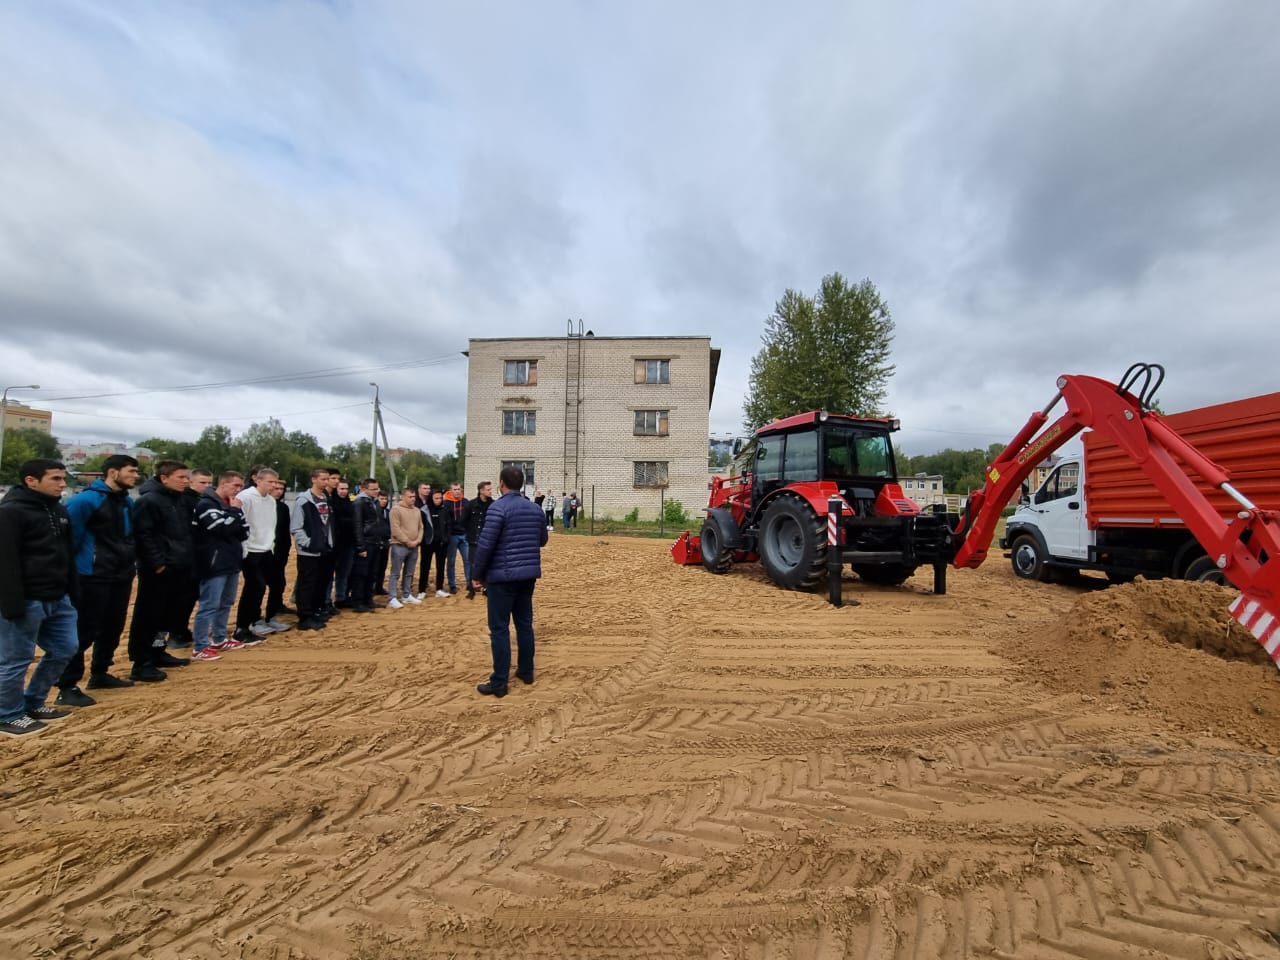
[[1002, 577, 1280, 749]]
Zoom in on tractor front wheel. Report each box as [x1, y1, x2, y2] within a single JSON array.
[[700, 516, 735, 574], [759, 496, 827, 590]]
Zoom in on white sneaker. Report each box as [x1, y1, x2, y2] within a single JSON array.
[[404, 595, 422, 604], [249, 621, 275, 637], [435, 590, 449, 598], [387, 597, 404, 609], [415, 592, 426, 601], [266, 618, 292, 632]]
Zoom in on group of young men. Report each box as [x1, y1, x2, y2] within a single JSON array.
[[0, 455, 522, 737]]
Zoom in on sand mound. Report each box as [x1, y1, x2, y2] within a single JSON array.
[[1003, 577, 1280, 748]]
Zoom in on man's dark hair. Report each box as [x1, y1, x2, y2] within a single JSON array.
[[19, 459, 65, 484], [102, 454, 138, 473], [499, 465, 524, 491], [401, 486, 416, 496], [154, 460, 189, 478], [310, 467, 330, 481], [361, 477, 378, 489], [190, 468, 213, 480], [325, 467, 341, 477], [217, 470, 243, 484], [476, 481, 492, 496]]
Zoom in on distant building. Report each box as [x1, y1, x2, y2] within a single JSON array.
[[1, 401, 52, 434], [59, 442, 156, 470], [464, 332, 720, 521]]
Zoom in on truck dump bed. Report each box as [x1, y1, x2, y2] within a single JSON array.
[[1084, 391, 1280, 529]]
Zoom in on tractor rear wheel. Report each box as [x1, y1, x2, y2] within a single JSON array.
[[700, 516, 735, 574], [851, 563, 914, 587], [759, 496, 827, 590], [1185, 554, 1233, 587]]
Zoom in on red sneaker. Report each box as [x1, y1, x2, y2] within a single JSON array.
[[192, 648, 222, 662]]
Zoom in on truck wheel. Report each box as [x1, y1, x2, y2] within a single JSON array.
[[699, 517, 735, 574], [1185, 555, 1233, 587], [759, 496, 827, 590], [851, 563, 914, 586], [1010, 535, 1051, 582]]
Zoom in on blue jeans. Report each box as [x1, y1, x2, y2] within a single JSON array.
[[193, 573, 239, 652], [333, 543, 355, 602], [486, 579, 536, 688], [0, 596, 78, 722], [446, 534, 470, 591]]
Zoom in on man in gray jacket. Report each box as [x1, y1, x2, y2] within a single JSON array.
[[470, 465, 548, 697], [290, 468, 334, 631]]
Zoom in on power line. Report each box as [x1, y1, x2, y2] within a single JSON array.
[[38, 353, 465, 402], [380, 404, 460, 441], [45, 401, 369, 424]]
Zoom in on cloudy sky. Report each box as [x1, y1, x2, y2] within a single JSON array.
[[2, 1, 1277, 460]]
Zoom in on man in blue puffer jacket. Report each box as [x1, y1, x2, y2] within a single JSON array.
[[470, 465, 549, 697]]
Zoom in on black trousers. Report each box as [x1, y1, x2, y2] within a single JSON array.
[[266, 550, 289, 619], [172, 575, 199, 642], [350, 550, 375, 607], [372, 544, 389, 593], [418, 540, 447, 593], [295, 554, 327, 619], [235, 551, 273, 629], [128, 569, 186, 666], [60, 576, 134, 687]]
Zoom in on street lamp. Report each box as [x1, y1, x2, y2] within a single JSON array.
[[1, 384, 40, 480]]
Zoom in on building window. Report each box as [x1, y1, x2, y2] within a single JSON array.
[[502, 410, 537, 435], [634, 359, 670, 384], [633, 410, 669, 436], [504, 359, 538, 386], [634, 461, 669, 488], [502, 460, 535, 488]]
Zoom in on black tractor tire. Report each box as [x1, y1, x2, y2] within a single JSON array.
[[759, 496, 827, 590], [1010, 534, 1051, 582], [1185, 554, 1233, 587], [850, 563, 914, 587], [700, 516, 735, 574]]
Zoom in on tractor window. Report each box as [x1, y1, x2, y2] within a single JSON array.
[[823, 427, 894, 481], [782, 431, 819, 482], [855, 435, 892, 478], [756, 434, 784, 495]]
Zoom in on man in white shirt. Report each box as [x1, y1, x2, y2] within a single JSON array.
[[232, 467, 286, 644]]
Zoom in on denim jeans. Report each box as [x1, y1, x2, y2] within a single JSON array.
[[388, 544, 418, 600], [0, 595, 79, 722], [446, 534, 470, 591], [333, 542, 355, 602], [193, 573, 239, 652], [486, 579, 536, 688]]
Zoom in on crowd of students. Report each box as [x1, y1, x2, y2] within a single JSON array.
[[0, 456, 494, 738]]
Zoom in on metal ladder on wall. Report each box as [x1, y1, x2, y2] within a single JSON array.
[[563, 319, 585, 494]]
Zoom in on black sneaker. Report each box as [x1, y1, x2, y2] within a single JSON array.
[[476, 681, 507, 697], [27, 705, 73, 721], [155, 652, 191, 668], [297, 616, 326, 631], [0, 715, 47, 737], [130, 665, 167, 683], [233, 628, 265, 648], [87, 673, 134, 689], [55, 687, 96, 707]]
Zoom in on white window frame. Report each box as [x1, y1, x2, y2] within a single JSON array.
[[633, 461, 669, 488], [634, 359, 671, 384], [633, 409, 670, 436], [504, 359, 538, 386], [502, 410, 537, 435]]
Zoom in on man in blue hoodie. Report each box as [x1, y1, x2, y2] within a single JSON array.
[[54, 454, 140, 706], [470, 465, 548, 697]]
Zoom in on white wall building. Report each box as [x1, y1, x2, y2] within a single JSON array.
[[464, 333, 720, 521]]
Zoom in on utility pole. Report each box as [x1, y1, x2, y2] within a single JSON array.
[[1, 384, 40, 478]]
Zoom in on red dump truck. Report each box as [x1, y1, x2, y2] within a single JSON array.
[[1001, 390, 1280, 584]]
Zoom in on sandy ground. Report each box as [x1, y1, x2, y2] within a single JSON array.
[[2, 536, 1279, 959]]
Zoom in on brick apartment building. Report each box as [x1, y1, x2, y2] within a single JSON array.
[[1, 401, 52, 434], [464, 333, 720, 521]]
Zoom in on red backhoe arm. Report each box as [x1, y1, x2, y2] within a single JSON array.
[[951, 369, 1280, 669]]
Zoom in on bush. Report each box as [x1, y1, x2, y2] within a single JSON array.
[[662, 498, 690, 526], [624, 507, 640, 523]]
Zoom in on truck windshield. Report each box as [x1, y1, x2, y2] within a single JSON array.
[[822, 427, 894, 481]]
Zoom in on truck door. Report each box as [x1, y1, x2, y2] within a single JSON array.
[[1032, 461, 1086, 560]]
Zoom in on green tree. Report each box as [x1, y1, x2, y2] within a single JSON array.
[[137, 436, 195, 464], [232, 418, 294, 476], [1, 428, 60, 485], [286, 430, 325, 461], [190, 424, 234, 475], [743, 273, 895, 430]]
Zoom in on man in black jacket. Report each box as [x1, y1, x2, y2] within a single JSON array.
[[350, 478, 384, 613], [331, 475, 356, 608], [0, 459, 79, 737], [267, 477, 294, 621], [463, 481, 494, 599], [127, 460, 194, 682]]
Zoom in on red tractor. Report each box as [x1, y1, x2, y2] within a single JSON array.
[[672, 410, 958, 593]]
